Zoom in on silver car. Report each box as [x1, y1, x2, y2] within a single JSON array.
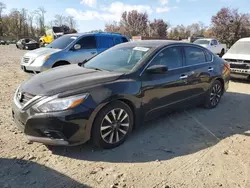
[[21, 32, 129, 74]]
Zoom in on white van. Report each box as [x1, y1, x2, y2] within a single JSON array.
[[222, 37, 250, 79]]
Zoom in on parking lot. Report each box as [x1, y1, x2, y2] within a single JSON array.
[[0, 45, 250, 188]]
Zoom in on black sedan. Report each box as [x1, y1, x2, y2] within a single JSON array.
[[12, 40, 230, 149], [16, 38, 39, 50]]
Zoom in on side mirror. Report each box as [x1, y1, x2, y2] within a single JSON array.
[[146, 65, 168, 74], [74, 44, 81, 50]]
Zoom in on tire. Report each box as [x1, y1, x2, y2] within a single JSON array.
[[220, 49, 225, 57], [91, 101, 134, 149], [204, 80, 223, 109]]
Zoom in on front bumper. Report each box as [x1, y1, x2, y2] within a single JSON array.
[[230, 68, 250, 79], [12, 100, 93, 146], [21, 64, 45, 74]]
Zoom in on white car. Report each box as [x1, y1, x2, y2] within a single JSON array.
[[194, 38, 227, 57], [222, 37, 250, 80]]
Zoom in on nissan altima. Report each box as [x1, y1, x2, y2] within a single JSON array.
[[12, 40, 230, 149]]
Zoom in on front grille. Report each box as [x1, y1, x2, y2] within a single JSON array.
[[230, 64, 249, 69], [23, 57, 30, 63], [225, 59, 250, 64]]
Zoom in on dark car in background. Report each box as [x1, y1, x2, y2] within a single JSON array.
[[12, 40, 230, 149], [16, 38, 39, 50], [0, 40, 9, 45]]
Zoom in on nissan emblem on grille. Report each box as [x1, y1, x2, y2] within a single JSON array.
[[17, 92, 23, 102]]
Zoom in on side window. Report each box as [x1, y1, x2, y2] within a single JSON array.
[[77, 36, 97, 49], [211, 40, 218, 46], [114, 37, 121, 45], [150, 47, 183, 69], [122, 37, 128, 43], [205, 51, 213, 62], [98, 36, 115, 48], [184, 46, 206, 65]]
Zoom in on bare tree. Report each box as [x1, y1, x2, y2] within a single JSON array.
[[66, 16, 76, 29], [0, 2, 6, 36], [120, 10, 149, 37], [105, 21, 122, 33], [211, 7, 250, 46], [35, 6, 46, 35], [149, 19, 168, 38], [54, 14, 65, 26]]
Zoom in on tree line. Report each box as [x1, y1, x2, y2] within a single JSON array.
[[0, 2, 76, 40], [105, 7, 250, 46]]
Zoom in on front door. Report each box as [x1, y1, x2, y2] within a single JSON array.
[[69, 36, 97, 64], [141, 46, 192, 120]]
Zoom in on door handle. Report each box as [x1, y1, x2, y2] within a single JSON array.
[[91, 52, 96, 54], [180, 75, 188, 79], [208, 67, 214, 72]]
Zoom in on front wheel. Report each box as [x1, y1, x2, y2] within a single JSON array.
[[91, 101, 134, 149], [204, 80, 223, 109]]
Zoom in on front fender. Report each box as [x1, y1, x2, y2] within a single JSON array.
[[84, 79, 142, 140]]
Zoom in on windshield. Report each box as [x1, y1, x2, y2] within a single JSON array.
[[227, 41, 250, 54], [53, 26, 64, 33], [194, 40, 210, 45], [46, 35, 78, 49], [84, 46, 151, 73]]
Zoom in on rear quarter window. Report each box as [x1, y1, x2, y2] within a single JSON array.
[[122, 37, 129, 43], [205, 51, 213, 62]]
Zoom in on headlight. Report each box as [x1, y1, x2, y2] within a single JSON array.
[[31, 55, 50, 65], [35, 94, 89, 113]]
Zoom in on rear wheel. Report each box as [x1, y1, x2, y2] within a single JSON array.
[[204, 80, 223, 109], [92, 101, 134, 149]]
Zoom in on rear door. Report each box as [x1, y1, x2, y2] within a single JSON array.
[[183, 45, 214, 98], [69, 36, 97, 64]]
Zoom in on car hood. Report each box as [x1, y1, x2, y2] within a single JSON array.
[[222, 53, 250, 61], [20, 64, 123, 96], [23, 47, 61, 58]]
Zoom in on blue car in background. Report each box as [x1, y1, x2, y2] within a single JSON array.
[[20, 32, 129, 73]]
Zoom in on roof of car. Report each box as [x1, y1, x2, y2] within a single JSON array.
[[116, 40, 187, 48], [196, 38, 214, 41], [239, 37, 250, 41], [65, 32, 126, 37]]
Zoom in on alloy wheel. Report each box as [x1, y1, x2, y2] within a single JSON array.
[[100, 108, 130, 144], [210, 83, 222, 107]]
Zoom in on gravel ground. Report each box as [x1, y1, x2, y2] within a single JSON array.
[[0, 45, 250, 188]]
